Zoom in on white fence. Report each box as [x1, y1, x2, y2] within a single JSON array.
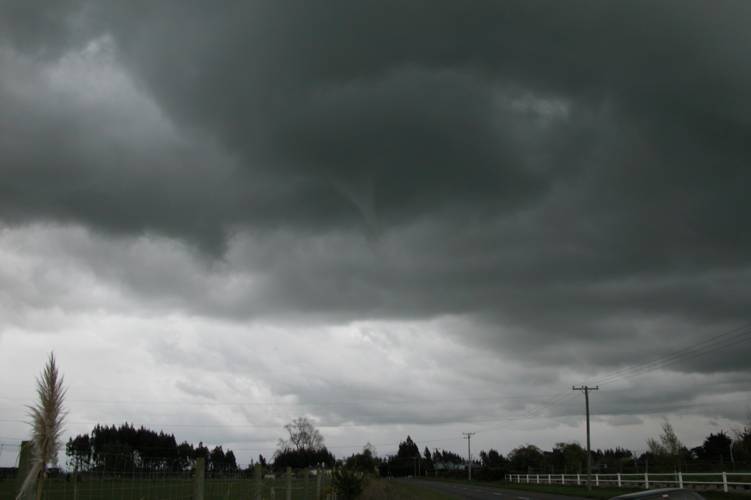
[[506, 472, 751, 494]]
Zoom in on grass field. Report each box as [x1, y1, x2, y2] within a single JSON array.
[[0, 476, 333, 499], [0, 477, 459, 500], [359, 479, 457, 499], [497, 481, 751, 500], [423, 478, 751, 500], [4, 477, 748, 500]]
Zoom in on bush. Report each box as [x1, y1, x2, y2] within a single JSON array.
[[332, 467, 367, 500]]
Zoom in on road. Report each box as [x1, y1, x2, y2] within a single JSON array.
[[400, 479, 592, 500]]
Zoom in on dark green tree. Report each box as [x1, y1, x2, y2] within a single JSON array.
[[176, 442, 195, 471], [385, 436, 421, 477], [66, 434, 92, 470], [423, 446, 434, 475], [346, 444, 379, 473], [225, 450, 238, 472], [210, 446, 226, 473], [397, 436, 419, 459], [479, 449, 505, 469], [273, 446, 335, 470], [736, 421, 751, 462], [64, 423, 234, 473], [332, 467, 366, 500], [552, 442, 586, 473], [698, 432, 732, 464], [508, 444, 545, 473]]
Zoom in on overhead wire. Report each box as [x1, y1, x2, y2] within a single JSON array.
[[0, 323, 748, 456], [471, 322, 751, 435]]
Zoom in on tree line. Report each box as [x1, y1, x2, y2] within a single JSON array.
[[64, 417, 751, 477], [489, 420, 751, 476], [369, 420, 751, 480], [65, 423, 238, 474]]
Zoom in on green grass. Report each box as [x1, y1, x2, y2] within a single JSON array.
[[488, 481, 638, 499], [360, 478, 458, 499], [0, 476, 332, 499], [495, 481, 751, 500], [0, 476, 460, 500], [418, 478, 751, 500], [6, 476, 747, 500]]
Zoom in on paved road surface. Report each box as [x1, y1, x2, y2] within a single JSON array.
[[400, 479, 592, 500]]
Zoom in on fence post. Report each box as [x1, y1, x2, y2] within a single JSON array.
[[304, 469, 310, 500], [286, 467, 292, 500], [561, 474, 565, 485], [617, 473, 622, 488], [255, 464, 263, 500], [577, 473, 581, 486], [723, 472, 728, 493], [644, 471, 649, 489], [73, 470, 79, 500], [548, 473, 552, 485], [192, 457, 205, 500], [678, 471, 683, 488], [316, 468, 322, 499], [15, 441, 34, 500], [595, 474, 599, 487], [537, 474, 540, 484]]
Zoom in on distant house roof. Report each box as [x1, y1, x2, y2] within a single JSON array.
[[434, 462, 466, 471]]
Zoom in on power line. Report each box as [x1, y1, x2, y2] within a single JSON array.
[[0, 413, 572, 430], [482, 323, 751, 430], [591, 323, 751, 387], [25, 324, 748, 417], [1, 323, 747, 462], [0, 392, 555, 408]]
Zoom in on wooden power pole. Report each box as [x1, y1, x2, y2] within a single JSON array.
[[463, 432, 476, 481], [573, 385, 598, 491]]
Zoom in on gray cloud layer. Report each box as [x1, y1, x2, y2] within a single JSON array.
[[1, 1, 751, 450]]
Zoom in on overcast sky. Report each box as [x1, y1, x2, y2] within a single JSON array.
[[2, 1, 751, 468]]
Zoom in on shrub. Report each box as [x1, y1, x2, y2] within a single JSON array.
[[332, 467, 366, 500]]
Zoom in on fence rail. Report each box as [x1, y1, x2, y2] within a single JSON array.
[[5, 451, 338, 500], [506, 471, 751, 494]]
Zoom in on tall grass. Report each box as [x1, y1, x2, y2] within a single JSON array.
[[17, 353, 67, 500]]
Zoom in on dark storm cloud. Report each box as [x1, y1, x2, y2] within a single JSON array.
[[0, 1, 614, 243], [0, 0, 90, 56], [2, 1, 751, 371], [2, 0, 749, 245]]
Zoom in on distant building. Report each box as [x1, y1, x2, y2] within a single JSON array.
[[433, 462, 466, 471]]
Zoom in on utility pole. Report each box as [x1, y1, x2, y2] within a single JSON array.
[[573, 385, 598, 491], [463, 432, 476, 481]]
